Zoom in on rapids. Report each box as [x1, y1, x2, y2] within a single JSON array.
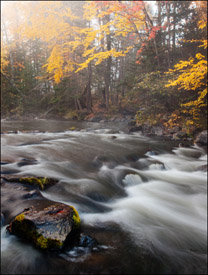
[[1, 120, 207, 274]]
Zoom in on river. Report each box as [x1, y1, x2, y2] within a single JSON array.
[[1, 119, 207, 274]]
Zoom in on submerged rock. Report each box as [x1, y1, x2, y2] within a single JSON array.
[[17, 158, 38, 167], [7, 203, 81, 251], [196, 164, 207, 172]]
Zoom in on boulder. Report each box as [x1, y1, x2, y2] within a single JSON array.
[[89, 116, 103, 122], [142, 124, 152, 133], [127, 120, 136, 127], [195, 130, 207, 146], [172, 131, 187, 140], [152, 126, 164, 136], [169, 126, 181, 134], [120, 109, 135, 116], [7, 203, 81, 251], [129, 125, 142, 132]]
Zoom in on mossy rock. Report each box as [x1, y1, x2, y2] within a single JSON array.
[[19, 177, 57, 190], [2, 176, 57, 190], [7, 203, 81, 251], [69, 126, 76, 131]]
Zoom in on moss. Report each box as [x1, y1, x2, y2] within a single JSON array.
[[36, 234, 62, 250], [36, 235, 48, 249], [70, 126, 76, 131], [71, 206, 81, 228], [20, 177, 49, 190], [15, 213, 25, 222]]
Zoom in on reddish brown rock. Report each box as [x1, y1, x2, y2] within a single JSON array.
[[7, 203, 81, 250]]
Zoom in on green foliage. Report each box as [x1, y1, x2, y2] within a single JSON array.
[[127, 72, 176, 125]]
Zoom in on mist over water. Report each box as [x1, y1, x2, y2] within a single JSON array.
[[1, 120, 207, 274]]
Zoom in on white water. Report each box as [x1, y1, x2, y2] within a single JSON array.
[[1, 123, 207, 274], [81, 149, 207, 256]]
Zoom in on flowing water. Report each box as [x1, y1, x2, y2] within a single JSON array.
[[1, 120, 207, 274]]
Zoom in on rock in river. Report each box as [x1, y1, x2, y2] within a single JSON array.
[[7, 203, 81, 251], [2, 176, 57, 190], [194, 130, 207, 146]]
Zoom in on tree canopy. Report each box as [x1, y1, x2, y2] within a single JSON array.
[[1, 1, 207, 131]]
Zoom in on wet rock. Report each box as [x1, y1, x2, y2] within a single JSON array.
[[92, 156, 108, 168], [129, 125, 142, 132], [17, 158, 38, 167], [1, 213, 5, 226], [1, 168, 20, 175], [7, 203, 81, 251], [169, 126, 181, 134], [126, 154, 140, 162], [195, 130, 207, 146], [120, 109, 135, 116], [196, 164, 207, 172], [89, 117, 103, 122], [69, 126, 76, 131], [146, 150, 158, 156], [127, 120, 136, 127], [2, 176, 57, 190], [107, 130, 119, 134], [152, 126, 164, 136], [172, 131, 187, 140], [142, 124, 152, 133], [0, 161, 9, 165], [22, 190, 40, 199], [79, 233, 99, 248], [92, 156, 117, 169]]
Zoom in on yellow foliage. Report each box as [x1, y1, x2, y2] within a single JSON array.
[[166, 23, 207, 126], [0, 42, 9, 74]]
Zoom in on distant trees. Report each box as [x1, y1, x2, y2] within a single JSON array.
[[1, 1, 207, 131]]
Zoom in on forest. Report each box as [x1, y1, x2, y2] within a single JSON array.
[[1, 1, 207, 134]]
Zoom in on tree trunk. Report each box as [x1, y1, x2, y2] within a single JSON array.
[[77, 98, 82, 110], [166, 2, 171, 69], [2, 19, 15, 83], [74, 98, 78, 110], [104, 15, 111, 110], [1, 72, 23, 97], [143, 4, 161, 67], [172, 2, 176, 52], [86, 62, 93, 112]]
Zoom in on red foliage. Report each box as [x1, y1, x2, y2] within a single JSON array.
[[137, 48, 143, 56]]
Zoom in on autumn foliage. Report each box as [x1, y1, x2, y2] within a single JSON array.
[[1, 1, 207, 131]]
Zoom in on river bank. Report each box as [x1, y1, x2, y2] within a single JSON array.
[[1, 113, 207, 149]]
